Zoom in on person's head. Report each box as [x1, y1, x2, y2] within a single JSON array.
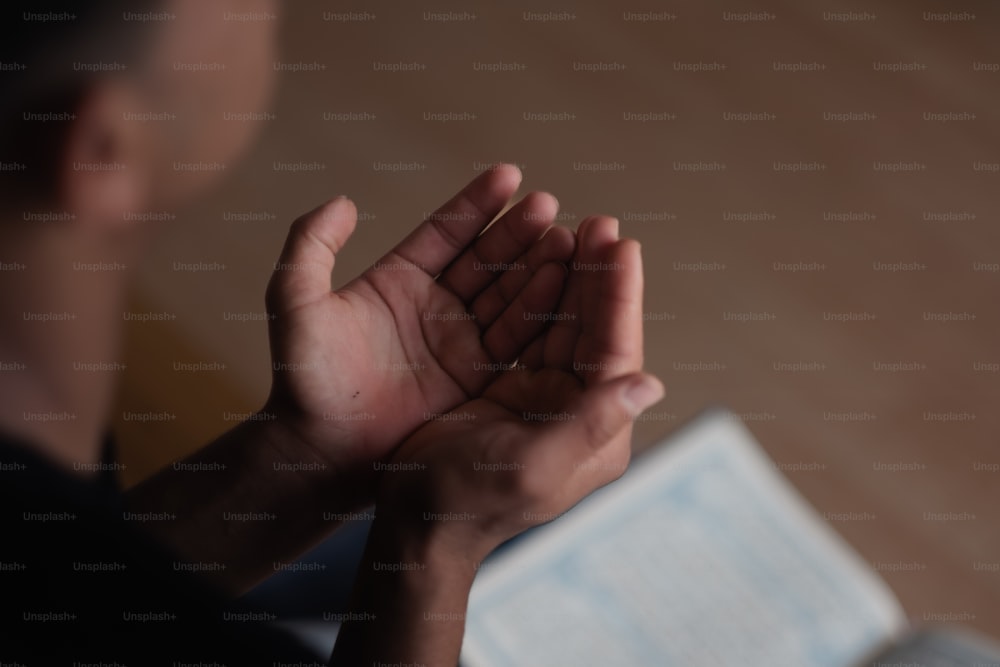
[[0, 0, 278, 227]]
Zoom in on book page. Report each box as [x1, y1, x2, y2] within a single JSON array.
[[461, 408, 908, 667], [868, 629, 1000, 667]]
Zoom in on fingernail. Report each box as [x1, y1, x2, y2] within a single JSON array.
[[622, 376, 665, 415]]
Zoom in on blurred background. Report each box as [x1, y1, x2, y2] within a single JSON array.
[[113, 0, 1000, 634]]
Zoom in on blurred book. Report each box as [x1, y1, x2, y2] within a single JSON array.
[[460, 408, 1000, 667]]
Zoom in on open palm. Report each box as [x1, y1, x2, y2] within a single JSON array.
[[263, 165, 575, 481], [374, 216, 662, 561]]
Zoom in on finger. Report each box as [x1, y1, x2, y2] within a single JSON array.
[[385, 163, 522, 276], [481, 262, 567, 365], [575, 215, 621, 349], [542, 215, 619, 373], [517, 334, 546, 370], [518, 373, 665, 493], [554, 372, 663, 448], [437, 191, 560, 304], [576, 237, 644, 385], [265, 196, 357, 314], [469, 225, 574, 331]]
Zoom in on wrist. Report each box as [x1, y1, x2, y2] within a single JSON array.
[[366, 512, 480, 584], [255, 403, 371, 510], [372, 484, 502, 572], [332, 515, 477, 665]]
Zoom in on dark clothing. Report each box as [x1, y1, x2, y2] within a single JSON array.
[[0, 433, 322, 666]]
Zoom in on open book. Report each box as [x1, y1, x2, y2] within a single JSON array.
[[460, 408, 1000, 667]]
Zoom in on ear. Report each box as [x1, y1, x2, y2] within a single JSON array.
[[58, 81, 151, 227]]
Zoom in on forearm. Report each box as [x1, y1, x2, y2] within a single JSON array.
[[331, 518, 478, 667], [126, 410, 370, 595]]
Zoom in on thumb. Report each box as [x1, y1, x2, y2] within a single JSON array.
[[538, 373, 665, 475], [266, 196, 357, 313]]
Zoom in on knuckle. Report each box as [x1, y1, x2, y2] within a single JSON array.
[[491, 456, 547, 504], [582, 412, 619, 449], [509, 467, 547, 504]]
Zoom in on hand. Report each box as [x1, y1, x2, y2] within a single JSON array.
[[262, 165, 575, 490], [330, 218, 660, 666], [373, 217, 665, 562]]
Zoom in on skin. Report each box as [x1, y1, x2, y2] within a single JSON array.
[[332, 216, 660, 665], [0, 0, 664, 662], [128, 166, 594, 591]]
